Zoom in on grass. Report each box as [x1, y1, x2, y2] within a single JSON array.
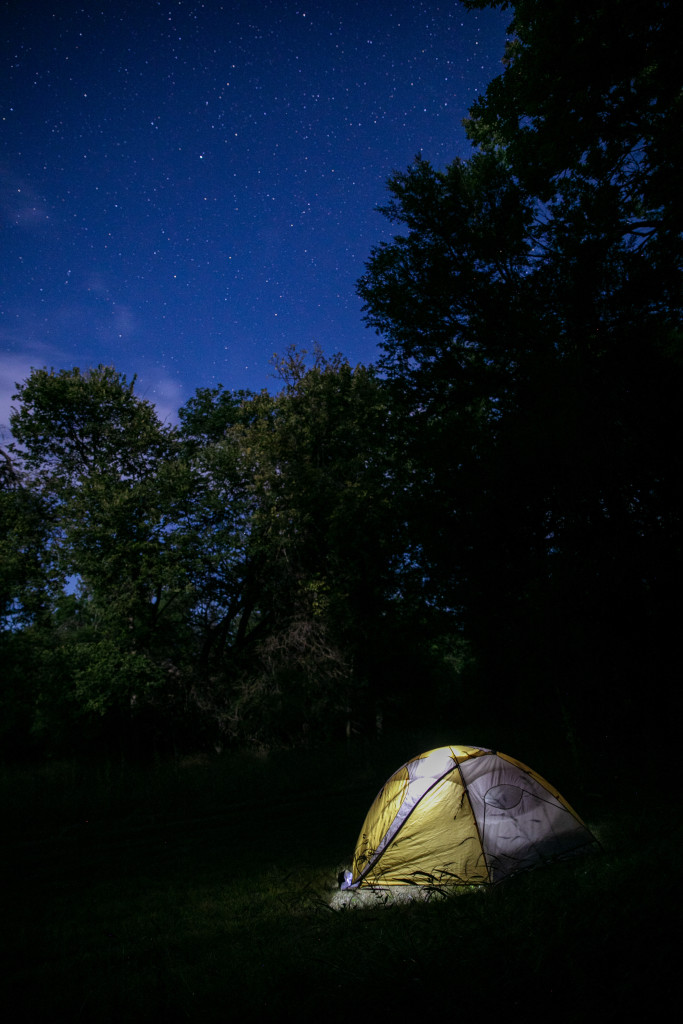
[[0, 734, 678, 1022]]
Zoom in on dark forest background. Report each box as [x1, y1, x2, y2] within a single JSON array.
[[2, 0, 680, 770]]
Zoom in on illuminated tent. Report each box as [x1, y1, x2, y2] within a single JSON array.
[[341, 745, 597, 889]]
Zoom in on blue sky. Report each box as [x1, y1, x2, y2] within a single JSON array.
[[1, 0, 509, 429]]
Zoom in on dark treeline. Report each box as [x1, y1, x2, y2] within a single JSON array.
[[2, 0, 680, 764]]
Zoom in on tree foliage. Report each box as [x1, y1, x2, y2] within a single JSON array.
[[188, 347, 401, 745], [358, 0, 682, 744], [6, 367, 192, 747], [4, 356, 408, 754]]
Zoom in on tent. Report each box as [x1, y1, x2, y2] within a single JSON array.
[[341, 745, 597, 889]]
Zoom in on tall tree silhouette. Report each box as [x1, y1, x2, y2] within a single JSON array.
[[358, 0, 682, 749]]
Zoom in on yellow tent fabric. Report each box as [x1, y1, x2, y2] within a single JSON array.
[[345, 745, 596, 887]]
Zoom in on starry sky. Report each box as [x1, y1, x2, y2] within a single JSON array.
[[1, 0, 510, 429]]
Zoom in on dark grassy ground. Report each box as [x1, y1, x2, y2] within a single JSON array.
[[1, 731, 678, 1022]]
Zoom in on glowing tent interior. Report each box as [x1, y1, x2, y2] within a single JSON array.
[[341, 745, 598, 889]]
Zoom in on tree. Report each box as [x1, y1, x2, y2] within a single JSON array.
[[173, 350, 414, 746], [0, 446, 54, 755], [9, 366, 193, 747], [174, 385, 269, 716], [358, 0, 683, 748], [6, 359, 405, 751], [212, 349, 404, 744], [0, 446, 47, 627]]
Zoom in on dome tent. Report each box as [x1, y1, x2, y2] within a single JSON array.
[[341, 745, 597, 889]]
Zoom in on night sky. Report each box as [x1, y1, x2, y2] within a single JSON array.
[[1, 1, 510, 429]]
